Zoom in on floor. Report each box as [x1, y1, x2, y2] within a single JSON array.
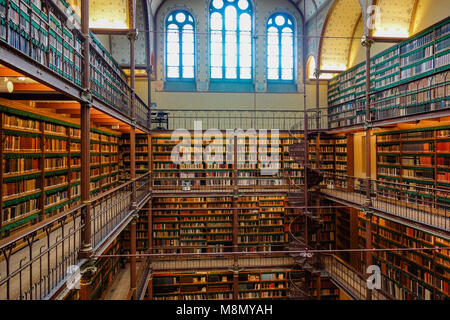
[[101, 262, 141, 300]]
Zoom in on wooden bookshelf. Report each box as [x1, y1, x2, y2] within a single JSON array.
[[0, 101, 120, 237], [119, 133, 151, 181], [375, 125, 450, 213], [151, 132, 304, 190], [152, 270, 340, 300], [328, 17, 450, 128], [358, 212, 450, 300]]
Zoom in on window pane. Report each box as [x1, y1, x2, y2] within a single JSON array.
[[267, 55, 279, 68], [211, 12, 222, 30], [167, 53, 179, 66], [225, 53, 237, 67], [167, 42, 179, 54], [275, 15, 285, 26], [240, 32, 251, 44], [225, 6, 237, 30], [211, 42, 222, 54], [183, 54, 194, 66], [281, 55, 293, 68], [212, 0, 223, 9], [211, 31, 222, 44], [281, 68, 293, 80], [238, 0, 249, 10], [240, 55, 251, 67], [211, 54, 223, 67], [167, 67, 179, 78], [240, 67, 251, 79], [183, 41, 194, 54], [268, 68, 278, 80], [225, 67, 237, 79], [183, 67, 194, 78], [211, 67, 222, 79], [268, 44, 278, 56], [239, 13, 251, 31], [176, 12, 186, 23], [225, 42, 237, 56], [240, 43, 251, 56]]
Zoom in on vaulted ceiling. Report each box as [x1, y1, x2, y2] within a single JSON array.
[[87, 0, 428, 74]]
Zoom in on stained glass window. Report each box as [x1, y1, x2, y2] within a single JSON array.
[[267, 13, 295, 81], [166, 10, 195, 79], [210, 0, 253, 80]]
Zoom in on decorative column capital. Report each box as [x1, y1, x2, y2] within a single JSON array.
[[79, 259, 98, 286], [361, 35, 374, 48], [128, 29, 139, 41], [81, 89, 93, 104]]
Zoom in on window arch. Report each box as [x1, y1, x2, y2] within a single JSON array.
[[267, 13, 295, 81], [307, 55, 316, 80], [210, 0, 253, 80], [166, 10, 195, 79]]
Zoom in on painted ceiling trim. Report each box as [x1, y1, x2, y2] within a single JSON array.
[[318, 0, 362, 71]]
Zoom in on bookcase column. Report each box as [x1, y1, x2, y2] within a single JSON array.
[[362, 35, 374, 301], [130, 213, 139, 299], [233, 271, 239, 299], [79, 0, 92, 260], [129, 0, 137, 209]]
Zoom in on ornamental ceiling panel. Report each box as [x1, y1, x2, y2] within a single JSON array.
[[373, 0, 416, 38], [319, 0, 362, 71]]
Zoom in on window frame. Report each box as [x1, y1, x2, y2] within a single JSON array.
[[165, 10, 196, 81], [209, 0, 254, 82], [266, 12, 296, 83]]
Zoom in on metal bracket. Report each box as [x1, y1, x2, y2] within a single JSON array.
[[362, 206, 373, 217], [128, 29, 139, 41], [79, 259, 97, 284], [361, 35, 374, 48], [80, 89, 93, 104]]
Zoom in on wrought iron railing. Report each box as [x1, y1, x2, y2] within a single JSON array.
[[160, 109, 328, 131], [321, 173, 450, 232], [322, 254, 391, 300], [0, 204, 84, 300], [0, 0, 150, 128]]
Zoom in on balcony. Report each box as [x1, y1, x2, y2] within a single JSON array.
[[321, 174, 450, 235], [0, 173, 152, 300], [0, 0, 150, 132]]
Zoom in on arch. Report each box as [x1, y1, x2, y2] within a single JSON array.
[[165, 10, 196, 79], [267, 12, 296, 81], [209, 0, 254, 80]]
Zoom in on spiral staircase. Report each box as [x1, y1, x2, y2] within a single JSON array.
[[286, 124, 326, 299]]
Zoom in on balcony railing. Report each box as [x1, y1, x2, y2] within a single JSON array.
[[0, 204, 84, 300], [0, 173, 151, 300], [159, 109, 328, 131], [322, 254, 391, 300], [0, 0, 150, 128], [321, 173, 450, 232]]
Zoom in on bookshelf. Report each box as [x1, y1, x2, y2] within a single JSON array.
[[119, 133, 151, 181], [328, 17, 450, 128], [90, 238, 122, 300], [308, 134, 353, 190], [375, 125, 450, 212], [151, 132, 304, 190], [0, 101, 120, 237], [152, 270, 340, 300], [358, 212, 450, 299]]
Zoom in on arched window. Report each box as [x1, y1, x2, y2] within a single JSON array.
[[307, 55, 316, 80], [166, 10, 195, 79], [267, 13, 294, 81], [210, 0, 253, 80]]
